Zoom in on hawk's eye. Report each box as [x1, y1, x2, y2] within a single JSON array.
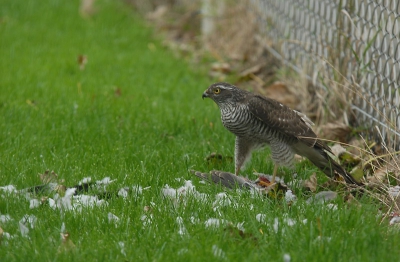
[[214, 88, 221, 94]]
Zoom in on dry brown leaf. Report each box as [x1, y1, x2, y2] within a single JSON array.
[[80, 0, 96, 17], [204, 2, 262, 62], [0, 227, 3, 246], [224, 224, 258, 243], [56, 185, 67, 196], [77, 55, 87, 70], [262, 82, 300, 110], [146, 5, 168, 21], [239, 63, 264, 78], [330, 144, 362, 171], [210, 62, 231, 73], [58, 232, 76, 253], [114, 87, 122, 97], [366, 154, 400, 187], [317, 122, 351, 143], [40, 170, 58, 184], [346, 137, 366, 155], [344, 193, 360, 206], [367, 167, 390, 186], [330, 144, 347, 158], [303, 173, 318, 192]]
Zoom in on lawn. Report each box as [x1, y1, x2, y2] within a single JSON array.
[[0, 0, 399, 261]]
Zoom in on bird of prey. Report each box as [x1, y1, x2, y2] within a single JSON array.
[[202, 82, 360, 185]]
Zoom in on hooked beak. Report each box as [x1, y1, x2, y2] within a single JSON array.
[[202, 92, 209, 99]]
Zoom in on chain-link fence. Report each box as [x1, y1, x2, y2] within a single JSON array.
[[252, 0, 400, 149]]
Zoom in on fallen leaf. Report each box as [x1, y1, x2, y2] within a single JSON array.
[[262, 82, 300, 110], [58, 232, 76, 253], [239, 63, 264, 78], [146, 5, 168, 21], [210, 62, 231, 73], [330, 144, 347, 158], [303, 173, 317, 192], [79, 0, 96, 17], [367, 166, 391, 186], [224, 224, 258, 243], [114, 87, 122, 97], [77, 55, 87, 70], [0, 227, 3, 245], [344, 193, 360, 206], [40, 170, 58, 184], [317, 122, 352, 143]]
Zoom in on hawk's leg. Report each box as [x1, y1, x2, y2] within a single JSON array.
[[269, 141, 295, 184], [271, 165, 278, 184], [234, 137, 254, 176]]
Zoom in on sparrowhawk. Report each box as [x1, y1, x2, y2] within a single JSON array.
[[202, 82, 360, 185]]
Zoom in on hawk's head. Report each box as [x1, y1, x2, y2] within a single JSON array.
[[202, 82, 245, 104]]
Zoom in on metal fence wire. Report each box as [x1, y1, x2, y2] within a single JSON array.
[[252, 0, 400, 149]]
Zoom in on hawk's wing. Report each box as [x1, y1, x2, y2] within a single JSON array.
[[247, 94, 332, 152]]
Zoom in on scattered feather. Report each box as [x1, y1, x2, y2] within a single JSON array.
[[256, 213, 266, 223], [273, 217, 279, 233], [118, 241, 126, 256], [19, 215, 36, 237], [108, 212, 120, 225], [96, 177, 115, 185], [60, 222, 66, 233], [389, 212, 400, 225], [162, 180, 208, 206], [141, 214, 153, 226], [388, 186, 400, 198], [285, 217, 296, 227], [285, 190, 297, 203], [19, 215, 37, 229], [29, 199, 41, 209], [176, 216, 188, 236], [79, 177, 92, 185], [315, 236, 332, 242], [390, 216, 400, 225], [190, 216, 200, 224], [0, 214, 12, 223], [212, 245, 226, 260], [118, 188, 129, 198], [132, 185, 143, 195], [0, 185, 18, 194], [213, 192, 233, 211], [205, 218, 229, 228], [177, 248, 189, 255], [326, 203, 338, 211]]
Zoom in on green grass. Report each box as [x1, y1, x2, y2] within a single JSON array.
[[0, 0, 399, 261]]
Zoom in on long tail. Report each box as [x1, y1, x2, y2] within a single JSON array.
[[312, 152, 362, 185], [294, 143, 362, 185]]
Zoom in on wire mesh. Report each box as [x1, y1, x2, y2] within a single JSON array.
[[252, 0, 400, 149]]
